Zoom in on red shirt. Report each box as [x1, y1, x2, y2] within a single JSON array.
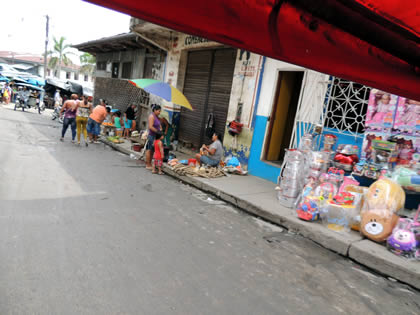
[[153, 140, 162, 160]]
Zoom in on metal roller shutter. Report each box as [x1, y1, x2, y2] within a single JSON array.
[[207, 49, 236, 142], [178, 50, 212, 148], [179, 48, 236, 148]]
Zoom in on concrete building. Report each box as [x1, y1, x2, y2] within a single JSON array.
[[73, 32, 166, 129], [0, 51, 94, 84], [130, 19, 373, 182]]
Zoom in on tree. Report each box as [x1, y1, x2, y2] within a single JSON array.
[[79, 52, 96, 75], [48, 36, 73, 77]]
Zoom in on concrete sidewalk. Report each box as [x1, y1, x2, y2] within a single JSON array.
[[101, 137, 420, 290]]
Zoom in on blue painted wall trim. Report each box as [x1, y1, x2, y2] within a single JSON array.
[[248, 119, 366, 183], [251, 56, 266, 129], [248, 115, 281, 183]]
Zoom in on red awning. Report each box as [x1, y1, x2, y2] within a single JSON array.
[[87, 0, 420, 100]]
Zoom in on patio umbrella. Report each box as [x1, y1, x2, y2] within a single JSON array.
[[128, 79, 193, 110]]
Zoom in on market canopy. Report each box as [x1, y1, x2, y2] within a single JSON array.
[[87, 0, 420, 100]]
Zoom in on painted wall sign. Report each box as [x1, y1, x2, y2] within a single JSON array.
[[184, 35, 209, 46], [239, 60, 256, 77]]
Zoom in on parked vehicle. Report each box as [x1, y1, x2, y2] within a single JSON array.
[[13, 95, 27, 111]]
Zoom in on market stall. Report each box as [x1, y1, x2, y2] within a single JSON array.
[[276, 88, 420, 260]]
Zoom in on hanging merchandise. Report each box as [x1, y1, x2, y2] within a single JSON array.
[[357, 139, 399, 179], [205, 112, 215, 138], [386, 206, 420, 259], [360, 178, 406, 243], [365, 90, 398, 133], [393, 98, 420, 136], [276, 149, 305, 207], [333, 144, 359, 172], [227, 120, 243, 136]]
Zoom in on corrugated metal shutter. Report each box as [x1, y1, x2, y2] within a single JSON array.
[[207, 49, 236, 142], [179, 48, 235, 148], [178, 50, 212, 148]]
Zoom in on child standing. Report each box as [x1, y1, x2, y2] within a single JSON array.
[[123, 114, 132, 138], [152, 132, 164, 175], [114, 111, 123, 137]]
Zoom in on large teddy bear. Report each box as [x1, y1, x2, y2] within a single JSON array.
[[360, 178, 406, 242]]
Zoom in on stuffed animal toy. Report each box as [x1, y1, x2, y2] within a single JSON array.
[[360, 178, 405, 242]]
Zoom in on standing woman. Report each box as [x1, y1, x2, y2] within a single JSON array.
[[76, 95, 92, 146], [146, 104, 162, 170]]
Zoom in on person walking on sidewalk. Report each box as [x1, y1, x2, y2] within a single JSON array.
[[146, 104, 162, 170], [152, 132, 164, 175], [59, 94, 79, 143], [87, 99, 107, 144], [76, 95, 92, 146]]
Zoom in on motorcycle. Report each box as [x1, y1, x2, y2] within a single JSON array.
[[14, 95, 27, 111], [51, 105, 63, 123]]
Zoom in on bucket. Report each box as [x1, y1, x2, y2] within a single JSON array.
[[188, 158, 197, 166], [133, 144, 141, 152]]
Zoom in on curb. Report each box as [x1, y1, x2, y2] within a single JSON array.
[[101, 138, 420, 290]]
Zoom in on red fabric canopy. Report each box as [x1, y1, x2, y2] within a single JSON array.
[[87, 0, 420, 100]]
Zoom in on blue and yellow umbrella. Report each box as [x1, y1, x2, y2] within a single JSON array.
[[129, 79, 193, 110]]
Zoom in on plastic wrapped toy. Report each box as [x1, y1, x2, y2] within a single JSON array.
[[387, 206, 420, 259], [320, 192, 362, 233], [360, 178, 406, 242], [296, 196, 321, 221], [391, 167, 420, 192]]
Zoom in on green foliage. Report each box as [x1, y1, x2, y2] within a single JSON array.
[[79, 53, 96, 75], [47, 36, 74, 76]]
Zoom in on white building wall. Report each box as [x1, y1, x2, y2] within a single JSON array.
[[256, 58, 304, 117]]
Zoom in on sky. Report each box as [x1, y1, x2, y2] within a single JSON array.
[[0, 0, 130, 64]]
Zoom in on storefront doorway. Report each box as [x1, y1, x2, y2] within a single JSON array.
[[263, 71, 304, 164], [178, 48, 236, 149]]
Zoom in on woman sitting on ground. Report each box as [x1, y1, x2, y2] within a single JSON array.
[[195, 132, 224, 167]]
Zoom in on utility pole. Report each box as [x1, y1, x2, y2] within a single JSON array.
[[43, 15, 49, 79]]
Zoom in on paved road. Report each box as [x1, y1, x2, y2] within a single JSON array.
[[0, 105, 419, 314]]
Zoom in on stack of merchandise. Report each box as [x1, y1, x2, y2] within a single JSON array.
[[361, 89, 419, 183], [276, 149, 305, 207]]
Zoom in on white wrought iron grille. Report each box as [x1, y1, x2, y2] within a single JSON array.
[[324, 77, 370, 136]]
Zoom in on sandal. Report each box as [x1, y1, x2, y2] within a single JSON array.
[[146, 166, 153, 170], [158, 171, 164, 175]]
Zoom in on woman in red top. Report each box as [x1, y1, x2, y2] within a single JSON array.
[[152, 132, 164, 174]]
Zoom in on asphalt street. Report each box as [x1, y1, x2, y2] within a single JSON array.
[[0, 105, 419, 314]]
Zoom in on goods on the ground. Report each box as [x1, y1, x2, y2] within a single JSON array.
[[171, 163, 226, 178]]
